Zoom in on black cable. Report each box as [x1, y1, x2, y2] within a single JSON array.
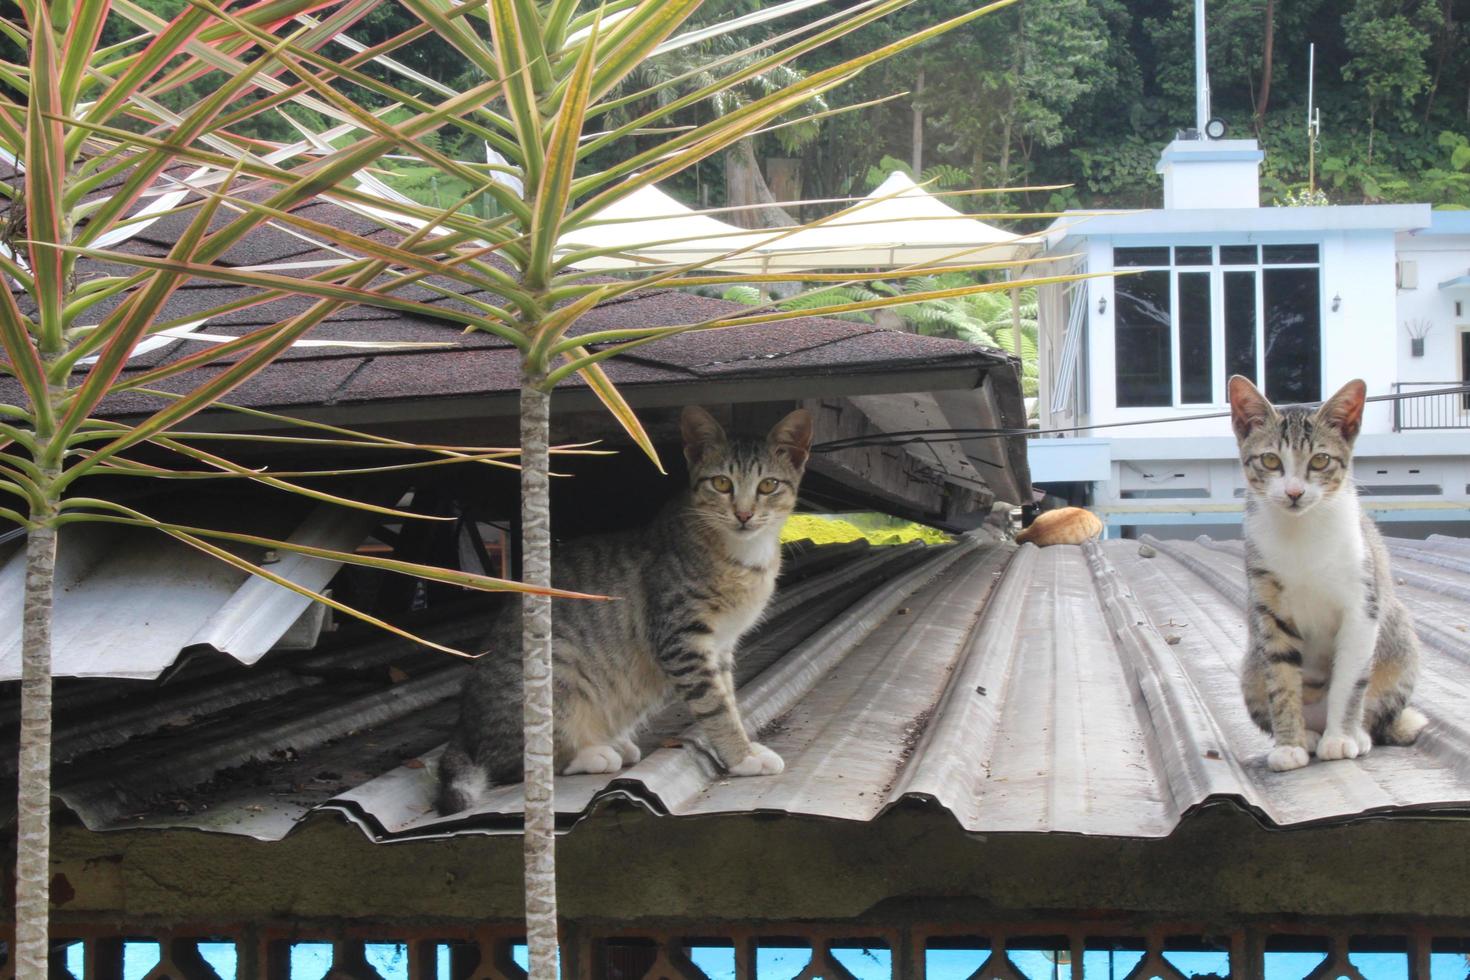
[[811, 383, 1470, 454]]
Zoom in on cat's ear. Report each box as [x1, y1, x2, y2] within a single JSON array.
[[768, 408, 813, 471], [1318, 378, 1367, 442], [681, 406, 727, 467], [1228, 375, 1274, 441]]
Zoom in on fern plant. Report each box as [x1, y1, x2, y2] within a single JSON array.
[[724, 277, 1038, 395], [862, 154, 971, 192]]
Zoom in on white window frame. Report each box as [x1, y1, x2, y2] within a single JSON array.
[[1112, 244, 1323, 408]]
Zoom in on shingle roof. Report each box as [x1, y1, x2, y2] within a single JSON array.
[[16, 531, 1470, 843], [5, 167, 1018, 423]]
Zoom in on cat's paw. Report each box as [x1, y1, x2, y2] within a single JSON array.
[[1267, 745, 1311, 772], [1354, 728, 1373, 755], [615, 737, 642, 766], [563, 744, 624, 775], [1315, 733, 1362, 761], [1303, 730, 1322, 754], [728, 743, 785, 776]]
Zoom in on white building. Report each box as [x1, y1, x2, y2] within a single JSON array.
[[1031, 137, 1470, 538]]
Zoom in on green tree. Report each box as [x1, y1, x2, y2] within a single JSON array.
[[1344, 0, 1436, 163], [0, 1, 591, 969]]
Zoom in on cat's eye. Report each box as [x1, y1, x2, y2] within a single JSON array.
[[1310, 453, 1331, 470], [709, 475, 733, 493], [757, 478, 780, 494], [1259, 452, 1282, 470]]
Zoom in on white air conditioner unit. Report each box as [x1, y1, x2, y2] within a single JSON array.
[[1397, 259, 1419, 290]]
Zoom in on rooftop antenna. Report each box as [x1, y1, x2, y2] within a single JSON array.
[[1194, 0, 1210, 137], [1307, 43, 1321, 194]]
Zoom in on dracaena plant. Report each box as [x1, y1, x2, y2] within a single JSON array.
[[0, 1, 614, 972], [7, 0, 1090, 972], [232, 0, 1095, 973]]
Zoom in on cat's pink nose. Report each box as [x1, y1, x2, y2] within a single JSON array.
[[735, 510, 753, 524], [1285, 487, 1304, 502]]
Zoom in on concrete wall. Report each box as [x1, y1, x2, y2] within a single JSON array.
[[41, 804, 1470, 925], [1395, 230, 1470, 389], [1157, 140, 1264, 210]]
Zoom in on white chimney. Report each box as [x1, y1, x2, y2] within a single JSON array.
[[1156, 139, 1264, 209]]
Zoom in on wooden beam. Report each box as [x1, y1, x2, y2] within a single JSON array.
[[794, 398, 988, 524]]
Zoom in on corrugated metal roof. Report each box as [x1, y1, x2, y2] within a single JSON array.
[[22, 530, 1470, 843], [0, 503, 373, 681]]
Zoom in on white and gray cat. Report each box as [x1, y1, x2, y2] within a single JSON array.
[[437, 406, 812, 814], [1229, 375, 1427, 772]]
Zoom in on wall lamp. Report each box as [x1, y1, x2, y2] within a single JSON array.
[[1331, 293, 1342, 312], [1097, 295, 1107, 315]]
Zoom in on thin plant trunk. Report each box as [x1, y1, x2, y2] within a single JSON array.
[[998, 9, 1020, 192], [519, 370, 558, 980], [1367, 106, 1377, 169], [1254, 0, 1276, 127], [911, 68, 924, 175], [16, 501, 57, 977], [1425, 0, 1452, 121]]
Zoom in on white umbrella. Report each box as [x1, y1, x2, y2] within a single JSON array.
[[556, 172, 1039, 273], [555, 183, 779, 272], [765, 171, 1033, 269]]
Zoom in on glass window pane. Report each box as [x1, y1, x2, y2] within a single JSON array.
[[365, 944, 410, 980], [1225, 270, 1258, 384], [1161, 950, 1230, 976], [755, 945, 812, 980], [198, 943, 238, 980], [1114, 247, 1170, 267], [1462, 333, 1470, 410], [1263, 950, 1328, 977], [687, 945, 736, 980], [1116, 270, 1173, 406], [1175, 246, 1212, 265], [290, 944, 332, 980], [1221, 245, 1258, 265], [1429, 950, 1470, 978], [1263, 267, 1321, 403], [64, 942, 83, 979], [1349, 951, 1409, 980], [1082, 940, 1145, 979], [830, 945, 891, 980], [124, 942, 162, 978], [1263, 243, 1320, 264], [925, 947, 989, 980], [1178, 272, 1213, 403]]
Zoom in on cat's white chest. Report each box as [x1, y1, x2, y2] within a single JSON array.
[[708, 528, 781, 649], [1249, 499, 1366, 647]]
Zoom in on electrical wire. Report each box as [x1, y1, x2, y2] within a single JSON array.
[[811, 383, 1470, 454]]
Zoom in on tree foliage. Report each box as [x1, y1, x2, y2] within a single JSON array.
[[663, 0, 1470, 210]]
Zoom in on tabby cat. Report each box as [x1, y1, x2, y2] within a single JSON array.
[[1229, 375, 1427, 772], [436, 406, 813, 814]]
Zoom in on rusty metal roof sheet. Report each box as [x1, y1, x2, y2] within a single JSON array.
[[20, 531, 1470, 842]]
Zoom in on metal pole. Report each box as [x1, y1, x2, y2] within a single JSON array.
[[1195, 0, 1209, 135], [1308, 43, 1317, 195], [1010, 271, 1024, 362]]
